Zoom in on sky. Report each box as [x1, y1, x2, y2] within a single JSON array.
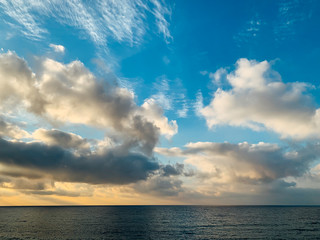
[[0, 0, 320, 205]]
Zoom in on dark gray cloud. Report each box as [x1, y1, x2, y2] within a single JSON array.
[[161, 163, 184, 177], [0, 178, 46, 190], [0, 138, 159, 185]]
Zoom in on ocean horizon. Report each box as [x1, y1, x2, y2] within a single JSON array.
[[1, 205, 320, 239]]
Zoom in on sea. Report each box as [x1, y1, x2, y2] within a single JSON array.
[[0, 206, 319, 239]]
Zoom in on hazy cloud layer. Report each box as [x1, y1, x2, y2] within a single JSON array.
[[200, 58, 320, 139]]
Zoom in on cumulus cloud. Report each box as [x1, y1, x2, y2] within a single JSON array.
[[139, 98, 178, 139], [0, 0, 172, 46], [200, 58, 320, 139], [0, 51, 46, 114], [0, 51, 177, 156], [49, 44, 65, 53]]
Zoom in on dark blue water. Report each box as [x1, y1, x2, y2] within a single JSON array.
[[0, 206, 320, 239]]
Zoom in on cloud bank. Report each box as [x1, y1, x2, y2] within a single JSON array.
[[0, 138, 159, 184], [155, 140, 320, 204]]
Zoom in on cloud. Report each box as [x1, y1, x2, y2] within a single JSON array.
[[274, 0, 313, 41], [156, 141, 320, 184], [0, 50, 182, 188], [33, 128, 90, 152], [0, 0, 172, 46], [0, 51, 46, 114], [0, 0, 47, 40], [49, 44, 65, 53], [150, 76, 189, 118], [199, 58, 320, 139], [150, 0, 172, 43], [0, 118, 30, 139], [0, 51, 177, 156], [193, 90, 204, 117], [160, 163, 185, 177], [0, 176, 46, 190], [0, 138, 159, 185], [233, 14, 263, 46], [139, 98, 178, 139], [209, 67, 227, 86], [134, 175, 183, 196]]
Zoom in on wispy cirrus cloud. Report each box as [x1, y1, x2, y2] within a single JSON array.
[[234, 14, 264, 46], [0, 0, 48, 40], [150, 76, 189, 118], [274, 0, 313, 41], [0, 0, 172, 47]]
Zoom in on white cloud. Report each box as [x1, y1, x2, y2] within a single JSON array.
[[199, 58, 320, 139], [49, 44, 65, 53]]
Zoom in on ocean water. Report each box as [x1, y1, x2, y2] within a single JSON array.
[[0, 206, 319, 239]]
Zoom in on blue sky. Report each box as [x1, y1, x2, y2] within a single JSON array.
[[1, 0, 320, 205]]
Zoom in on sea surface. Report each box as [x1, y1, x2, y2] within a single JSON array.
[[0, 206, 319, 239]]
